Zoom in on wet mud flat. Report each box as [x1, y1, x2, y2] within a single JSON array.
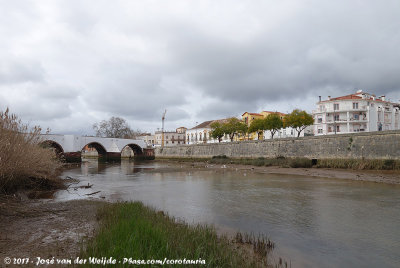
[[0, 196, 103, 262], [158, 160, 400, 184]]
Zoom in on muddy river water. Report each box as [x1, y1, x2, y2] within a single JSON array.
[[56, 160, 400, 268]]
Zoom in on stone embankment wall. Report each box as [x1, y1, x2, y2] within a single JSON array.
[[155, 130, 400, 160]]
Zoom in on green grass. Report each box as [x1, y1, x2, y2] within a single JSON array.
[[80, 202, 274, 267]]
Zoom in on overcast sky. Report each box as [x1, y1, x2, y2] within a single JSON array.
[[1, 0, 400, 134]]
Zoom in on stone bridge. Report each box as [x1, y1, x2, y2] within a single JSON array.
[[40, 134, 154, 162]]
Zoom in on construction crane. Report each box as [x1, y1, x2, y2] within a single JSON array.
[[161, 109, 167, 147]]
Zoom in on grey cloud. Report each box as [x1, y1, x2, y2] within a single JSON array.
[[165, 1, 400, 107], [85, 61, 189, 121], [1, 0, 400, 134], [0, 59, 45, 84]]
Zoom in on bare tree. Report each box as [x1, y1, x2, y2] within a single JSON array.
[[93, 117, 135, 138]]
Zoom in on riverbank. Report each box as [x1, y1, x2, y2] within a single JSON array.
[[157, 158, 400, 184], [0, 196, 279, 267], [0, 196, 101, 261], [82, 201, 275, 267]]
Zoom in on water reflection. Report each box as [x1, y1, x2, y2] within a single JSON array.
[[58, 161, 400, 268]]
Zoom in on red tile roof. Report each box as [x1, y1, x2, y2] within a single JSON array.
[[190, 118, 229, 129], [262, 111, 287, 116], [321, 94, 362, 102], [320, 92, 395, 104], [241, 112, 262, 116]]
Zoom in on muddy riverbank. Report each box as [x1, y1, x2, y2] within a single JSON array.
[[0, 196, 103, 262], [0, 196, 276, 267], [158, 160, 400, 184]]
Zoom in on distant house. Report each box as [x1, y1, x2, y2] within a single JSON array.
[[186, 119, 230, 144], [242, 110, 302, 140], [313, 90, 400, 135], [137, 133, 155, 147], [154, 128, 186, 147]]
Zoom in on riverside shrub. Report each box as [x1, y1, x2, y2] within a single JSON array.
[[0, 108, 61, 193]]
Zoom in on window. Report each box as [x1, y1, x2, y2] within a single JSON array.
[[336, 125, 340, 132], [317, 117, 322, 123], [354, 114, 359, 120], [334, 103, 339, 110], [318, 128, 323, 134], [353, 102, 359, 109], [334, 114, 339, 121], [172, 141, 174, 144]]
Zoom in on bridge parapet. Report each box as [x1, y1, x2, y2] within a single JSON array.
[[40, 134, 150, 162]]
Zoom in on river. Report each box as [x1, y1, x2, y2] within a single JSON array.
[[56, 160, 400, 268]]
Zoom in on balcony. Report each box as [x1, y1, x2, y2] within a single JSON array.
[[327, 128, 366, 134], [325, 117, 368, 123], [313, 106, 368, 114]]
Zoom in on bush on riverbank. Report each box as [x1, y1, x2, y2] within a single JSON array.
[[160, 156, 400, 170], [81, 202, 277, 267], [209, 156, 313, 168], [316, 158, 400, 170], [0, 108, 62, 193]]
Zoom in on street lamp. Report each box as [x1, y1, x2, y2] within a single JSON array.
[[334, 104, 337, 135], [195, 121, 198, 144]]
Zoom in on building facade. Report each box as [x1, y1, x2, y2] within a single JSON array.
[[242, 110, 303, 140], [313, 90, 400, 135], [186, 119, 230, 144], [242, 112, 264, 140], [154, 128, 186, 147], [137, 133, 155, 147], [263, 126, 306, 139]]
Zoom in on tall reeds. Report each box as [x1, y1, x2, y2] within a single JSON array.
[[0, 108, 61, 193]]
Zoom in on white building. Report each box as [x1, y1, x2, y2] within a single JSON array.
[[263, 126, 307, 139], [137, 133, 155, 147], [186, 119, 230, 144], [313, 90, 400, 135]]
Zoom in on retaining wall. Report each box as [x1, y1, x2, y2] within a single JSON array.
[[155, 130, 400, 160]]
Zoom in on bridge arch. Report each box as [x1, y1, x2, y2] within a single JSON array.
[[82, 142, 107, 155], [121, 143, 143, 156], [40, 140, 64, 156]]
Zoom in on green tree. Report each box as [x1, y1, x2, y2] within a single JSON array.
[[210, 122, 225, 143], [284, 109, 314, 137], [248, 118, 265, 140], [223, 117, 247, 142], [264, 113, 283, 139]]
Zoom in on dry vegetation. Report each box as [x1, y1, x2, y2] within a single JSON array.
[[0, 108, 62, 193]]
